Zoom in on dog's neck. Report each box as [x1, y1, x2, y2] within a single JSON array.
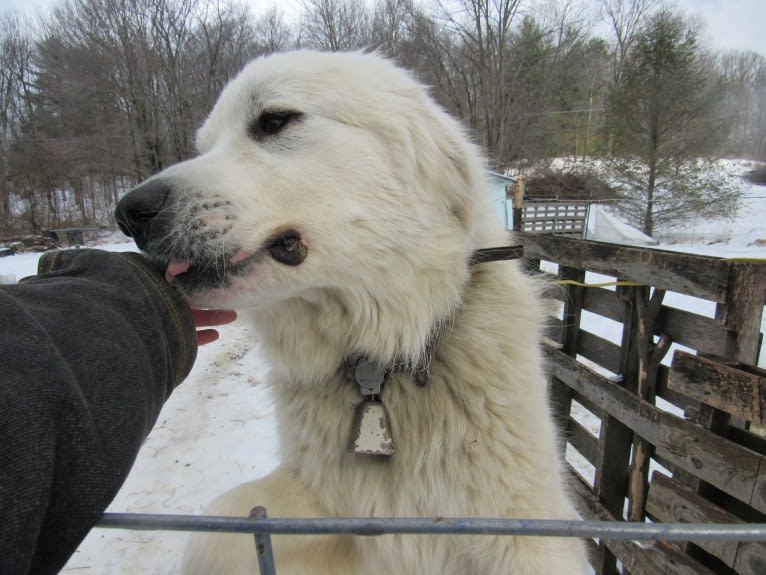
[[251, 245, 523, 386], [342, 246, 523, 382]]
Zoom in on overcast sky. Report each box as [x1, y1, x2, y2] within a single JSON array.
[[1, 0, 764, 57], [675, 0, 766, 55]]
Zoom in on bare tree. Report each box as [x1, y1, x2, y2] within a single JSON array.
[[25, 0, 262, 230], [0, 13, 35, 231], [253, 6, 295, 55], [0, 12, 61, 232], [720, 50, 766, 160], [435, 0, 522, 162], [150, 0, 199, 162], [370, 0, 415, 57], [298, 0, 371, 51], [193, 1, 258, 116], [600, 0, 658, 83]]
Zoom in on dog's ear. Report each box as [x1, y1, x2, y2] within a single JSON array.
[[440, 139, 475, 230], [413, 109, 481, 233]]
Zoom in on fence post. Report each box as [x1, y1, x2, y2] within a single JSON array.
[[588, 284, 642, 575], [512, 178, 524, 232], [550, 266, 585, 444], [626, 287, 670, 523], [250, 506, 277, 575]]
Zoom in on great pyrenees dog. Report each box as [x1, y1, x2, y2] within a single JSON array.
[[116, 50, 588, 574]]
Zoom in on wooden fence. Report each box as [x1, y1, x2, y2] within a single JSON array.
[[519, 233, 766, 574]]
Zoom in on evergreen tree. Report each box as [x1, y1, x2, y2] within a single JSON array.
[[606, 9, 736, 236]]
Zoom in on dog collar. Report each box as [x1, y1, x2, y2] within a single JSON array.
[[470, 244, 524, 264], [345, 245, 524, 457]]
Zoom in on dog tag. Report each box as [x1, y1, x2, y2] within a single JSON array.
[[348, 399, 395, 456]]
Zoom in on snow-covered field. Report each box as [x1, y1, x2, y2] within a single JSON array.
[[1, 160, 764, 573]]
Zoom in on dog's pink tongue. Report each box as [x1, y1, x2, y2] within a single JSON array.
[[165, 261, 191, 284], [230, 249, 253, 265]]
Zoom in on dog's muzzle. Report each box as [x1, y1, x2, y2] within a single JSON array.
[[115, 179, 247, 294], [115, 179, 174, 251]]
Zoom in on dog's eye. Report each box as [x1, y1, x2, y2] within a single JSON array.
[[249, 111, 302, 140]]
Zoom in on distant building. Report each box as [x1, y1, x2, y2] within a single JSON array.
[[487, 171, 516, 228]]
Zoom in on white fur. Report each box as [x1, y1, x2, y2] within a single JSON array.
[[152, 50, 587, 574]]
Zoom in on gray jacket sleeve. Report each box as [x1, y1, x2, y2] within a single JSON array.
[[0, 249, 197, 574]]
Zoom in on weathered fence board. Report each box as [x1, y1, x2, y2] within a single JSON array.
[[655, 412, 764, 511], [572, 476, 718, 575], [582, 286, 624, 322], [553, 347, 766, 512], [549, 349, 659, 440], [577, 330, 622, 375], [735, 542, 766, 575], [567, 418, 598, 466], [656, 307, 728, 357], [753, 463, 766, 514], [646, 471, 766, 573], [524, 233, 766, 575], [617, 541, 718, 575], [668, 351, 766, 425], [520, 233, 731, 301]]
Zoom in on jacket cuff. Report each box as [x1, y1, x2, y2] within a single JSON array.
[[36, 249, 197, 387]]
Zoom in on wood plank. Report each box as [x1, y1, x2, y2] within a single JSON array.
[[549, 266, 585, 459], [547, 346, 660, 442], [567, 417, 598, 466], [646, 472, 742, 566], [617, 540, 718, 575], [752, 459, 766, 516], [656, 412, 762, 510], [577, 330, 622, 376], [548, 347, 766, 510], [722, 262, 766, 363], [667, 350, 766, 424], [593, 413, 632, 521], [647, 471, 766, 575], [656, 306, 728, 357], [559, 266, 585, 356], [657, 367, 702, 415], [570, 473, 717, 575], [735, 542, 766, 575], [520, 233, 732, 301], [582, 286, 624, 323], [568, 471, 621, 575], [572, 391, 606, 421]]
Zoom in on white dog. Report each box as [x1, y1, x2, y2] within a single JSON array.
[[115, 50, 588, 574]]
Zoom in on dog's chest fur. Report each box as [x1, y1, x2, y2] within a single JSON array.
[[264, 265, 558, 520]]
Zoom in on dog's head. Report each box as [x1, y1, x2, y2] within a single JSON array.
[[116, 51, 502, 366]]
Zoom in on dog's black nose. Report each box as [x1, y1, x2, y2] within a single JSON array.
[[115, 179, 173, 250]]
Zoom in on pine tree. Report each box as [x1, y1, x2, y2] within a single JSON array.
[[606, 9, 736, 236]]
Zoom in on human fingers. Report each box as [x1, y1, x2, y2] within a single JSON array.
[[191, 309, 237, 328], [196, 328, 221, 346]]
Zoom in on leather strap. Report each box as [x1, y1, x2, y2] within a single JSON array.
[[470, 245, 524, 265]]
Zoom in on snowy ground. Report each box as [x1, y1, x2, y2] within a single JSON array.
[[1, 160, 764, 573]]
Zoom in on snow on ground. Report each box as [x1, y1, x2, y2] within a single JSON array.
[[1, 161, 764, 573]]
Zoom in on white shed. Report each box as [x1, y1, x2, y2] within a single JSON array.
[[487, 171, 516, 228]]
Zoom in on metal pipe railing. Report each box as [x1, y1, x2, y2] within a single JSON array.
[[97, 510, 766, 574], [99, 510, 766, 540]]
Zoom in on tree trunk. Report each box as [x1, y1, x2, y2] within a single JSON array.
[[644, 161, 656, 236]]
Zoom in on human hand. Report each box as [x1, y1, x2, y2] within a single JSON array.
[[192, 309, 237, 345]]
